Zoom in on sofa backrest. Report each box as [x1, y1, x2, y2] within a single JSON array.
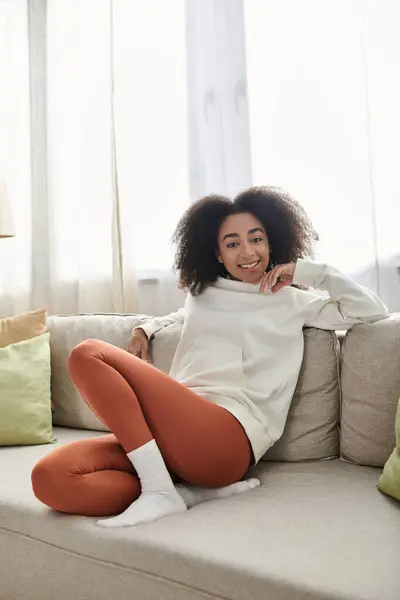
[[47, 313, 400, 466], [47, 314, 148, 431], [340, 313, 400, 467]]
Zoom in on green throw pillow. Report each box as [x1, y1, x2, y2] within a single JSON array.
[[378, 398, 400, 501], [0, 332, 55, 446]]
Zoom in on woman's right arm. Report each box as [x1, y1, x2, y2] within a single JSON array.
[[135, 308, 185, 339], [128, 308, 185, 360]]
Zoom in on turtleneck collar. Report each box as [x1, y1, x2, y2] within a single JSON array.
[[212, 276, 268, 295]]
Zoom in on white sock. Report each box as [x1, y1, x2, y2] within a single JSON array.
[[97, 439, 186, 528], [176, 478, 260, 508]]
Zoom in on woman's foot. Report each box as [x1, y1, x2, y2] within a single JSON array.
[[176, 477, 260, 508], [97, 486, 187, 528], [96, 436, 260, 527], [97, 439, 187, 528]]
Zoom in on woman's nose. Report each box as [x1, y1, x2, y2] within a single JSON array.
[[240, 241, 256, 257]]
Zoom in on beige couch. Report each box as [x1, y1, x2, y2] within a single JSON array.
[[1, 313, 399, 600]]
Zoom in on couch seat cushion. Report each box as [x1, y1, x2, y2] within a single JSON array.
[[1, 427, 399, 600]]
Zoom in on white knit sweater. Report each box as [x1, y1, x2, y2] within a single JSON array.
[[139, 259, 388, 464]]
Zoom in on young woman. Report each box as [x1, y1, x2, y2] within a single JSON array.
[[31, 186, 388, 527]]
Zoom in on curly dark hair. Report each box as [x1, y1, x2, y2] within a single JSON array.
[[172, 186, 319, 296]]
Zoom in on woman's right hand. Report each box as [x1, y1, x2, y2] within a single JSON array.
[[127, 328, 149, 361]]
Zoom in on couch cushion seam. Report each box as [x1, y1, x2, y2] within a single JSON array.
[[0, 525, 227, 600]]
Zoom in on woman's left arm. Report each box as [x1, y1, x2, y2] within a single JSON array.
[[261, 259, 389, 330], [292, 259, 389, 329]]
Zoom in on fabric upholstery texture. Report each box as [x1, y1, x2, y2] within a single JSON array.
[[0, 333, 54, 446], [0, 427, 398, 600], [2, 314, 400, 599], [264, 327, 340, 462], [0, 307, 47, 348], [340, 314, 400, 467], [150, 321, 182, 374]]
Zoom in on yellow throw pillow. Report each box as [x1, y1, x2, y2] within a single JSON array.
[[0, 332, 55, 446], [0, 308, 47, 348]]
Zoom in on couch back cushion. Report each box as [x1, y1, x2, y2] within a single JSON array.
[[48, 314, 340, 462], [340, 314, 400, 467], [48, 315, 150, 430], [264, 328, 340, 461]]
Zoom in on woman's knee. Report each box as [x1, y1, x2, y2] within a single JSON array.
[[31, 454, 68, 510], [68, 339, 104, 375]]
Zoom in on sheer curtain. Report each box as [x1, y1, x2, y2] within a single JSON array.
[[1, 0, 399, 318], [0, 0, 32, 316], [46, 0, 190, 315], [243, 0, 400, 311], [0, 0, 190, 317], [111, 0, 189, 314]]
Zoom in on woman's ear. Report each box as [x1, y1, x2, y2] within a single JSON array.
[[217, 255, 223, 264]]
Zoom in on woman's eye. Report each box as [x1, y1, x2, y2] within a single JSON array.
[[227, 242, 238, 249], [251, 237, 263, 243]]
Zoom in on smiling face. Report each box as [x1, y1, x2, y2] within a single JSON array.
[[217, 212, 270, 283]]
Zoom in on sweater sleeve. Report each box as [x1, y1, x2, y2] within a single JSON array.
[[133, 308, 185, 339], [292, 259, 389, 330]]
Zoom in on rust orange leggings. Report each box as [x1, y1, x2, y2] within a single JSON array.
[[32, 340, 252, 517]]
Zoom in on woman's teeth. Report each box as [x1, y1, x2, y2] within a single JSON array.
[[239, 261, 259, 270]]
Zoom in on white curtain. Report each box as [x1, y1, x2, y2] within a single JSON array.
[[244, 0, 400, 311], [0, 0, 189, 317], [0, 0, 32, 316], [1, 0, 399, 318]]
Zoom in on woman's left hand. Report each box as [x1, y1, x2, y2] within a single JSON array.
[[259, 262, 296, 293]]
